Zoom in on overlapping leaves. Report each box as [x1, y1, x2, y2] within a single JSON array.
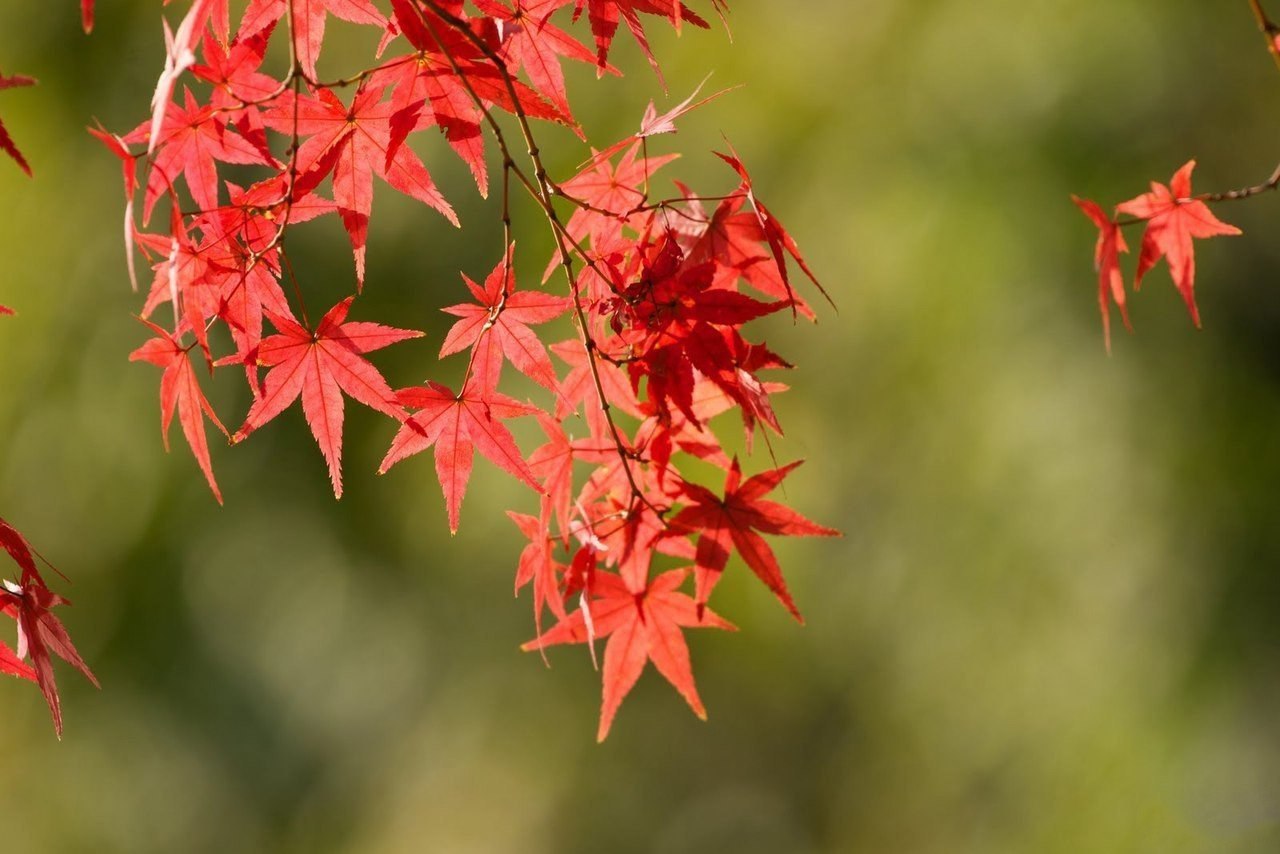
[[87, 0, 836, 740]]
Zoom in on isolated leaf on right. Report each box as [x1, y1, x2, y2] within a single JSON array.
[[1116, 160, 1241, 327]]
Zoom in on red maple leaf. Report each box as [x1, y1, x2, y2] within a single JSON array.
[[81, 0, 95, 32], [266, 82, 459, 285], [379, 0, 567, 198], [714, 145, 831, 313], [240, 0, 388, 81], [0, 519, 98, 738], [523, 568, 735, 741], [128, 87, 276, 222], [1115, 160, 1241, 327], [130, 319, 230, 503], [232, 297, 422, 498], [473, 0, 609, 120], [0, 305, 12, 316], [671, 459, 838, 622], [378, 380, 541, 532], [573, 0, 710, 83], [509, 498, 569, 644], [1072, 195, 1130, 350], [439, 245, 572, 391], [0, 71, 37, 176], [559, 141, 679, 246]]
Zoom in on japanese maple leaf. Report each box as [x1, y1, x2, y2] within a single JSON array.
[[379, 0, 567, 198], [379, 380, 541, 532], [671, 459, 838, 622], [130, 319, 229, 503], [88, 123, 142, 290], [148, 0, 215, 155], [526, 412, 616, 533], [0, 71, 36, 176], [550, 337, 642, 420], [588, 75, 731, 164], [0, 519, 98, 738], [191, 29, 281, 164], [439, 246, 572, 391], [239, 0, 388, 81], [81, 0, 95, 32], [683, 191, 814, 318], [472, 0, 608, 120], [510, 498, 569, 646], [559, 141, 679, 247], [0, 305, 12, 316], [523, 568, 735, 741], [232, 298, 422, 498], [574, 0, 710, 84], [1115, 160, 1241, 327], [1072, 196, 1130, 351], [128, 87, 276, 223], [714, 145, 831, 314], [266, 83, 458, 285]]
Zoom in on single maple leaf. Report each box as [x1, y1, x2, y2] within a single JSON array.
[[232, 297, 423, 498], [0, 519, 99, 738], [130, 319, 230, 503], [1072, 195, 1131, 351], [671, 458, 838, 622], [379, 380, 541, 532], [0, 305, 12, 316], [1115, 160, 1241, 327], [81, 0, 95, 32], [439, 245, 572, 391], [522, 568, 735, 741]]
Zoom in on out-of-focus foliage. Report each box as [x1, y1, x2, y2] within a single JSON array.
[[2, 1, 1280, 851]]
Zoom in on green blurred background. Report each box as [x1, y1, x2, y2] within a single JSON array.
[[3, 1, 1280, 851]]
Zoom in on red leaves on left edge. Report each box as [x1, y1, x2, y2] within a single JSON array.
[[0, 71, 37, 176], [0, 518, 98, 739]]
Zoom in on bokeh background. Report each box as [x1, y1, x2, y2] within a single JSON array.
[[3, 1, 1280, 851]]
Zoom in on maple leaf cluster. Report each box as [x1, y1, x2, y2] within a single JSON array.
[[0, 0, 841, 739], [1074, 161, 1241, 349]]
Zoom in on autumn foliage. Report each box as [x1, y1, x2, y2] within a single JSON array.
[[1, 0, 835, 739]]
